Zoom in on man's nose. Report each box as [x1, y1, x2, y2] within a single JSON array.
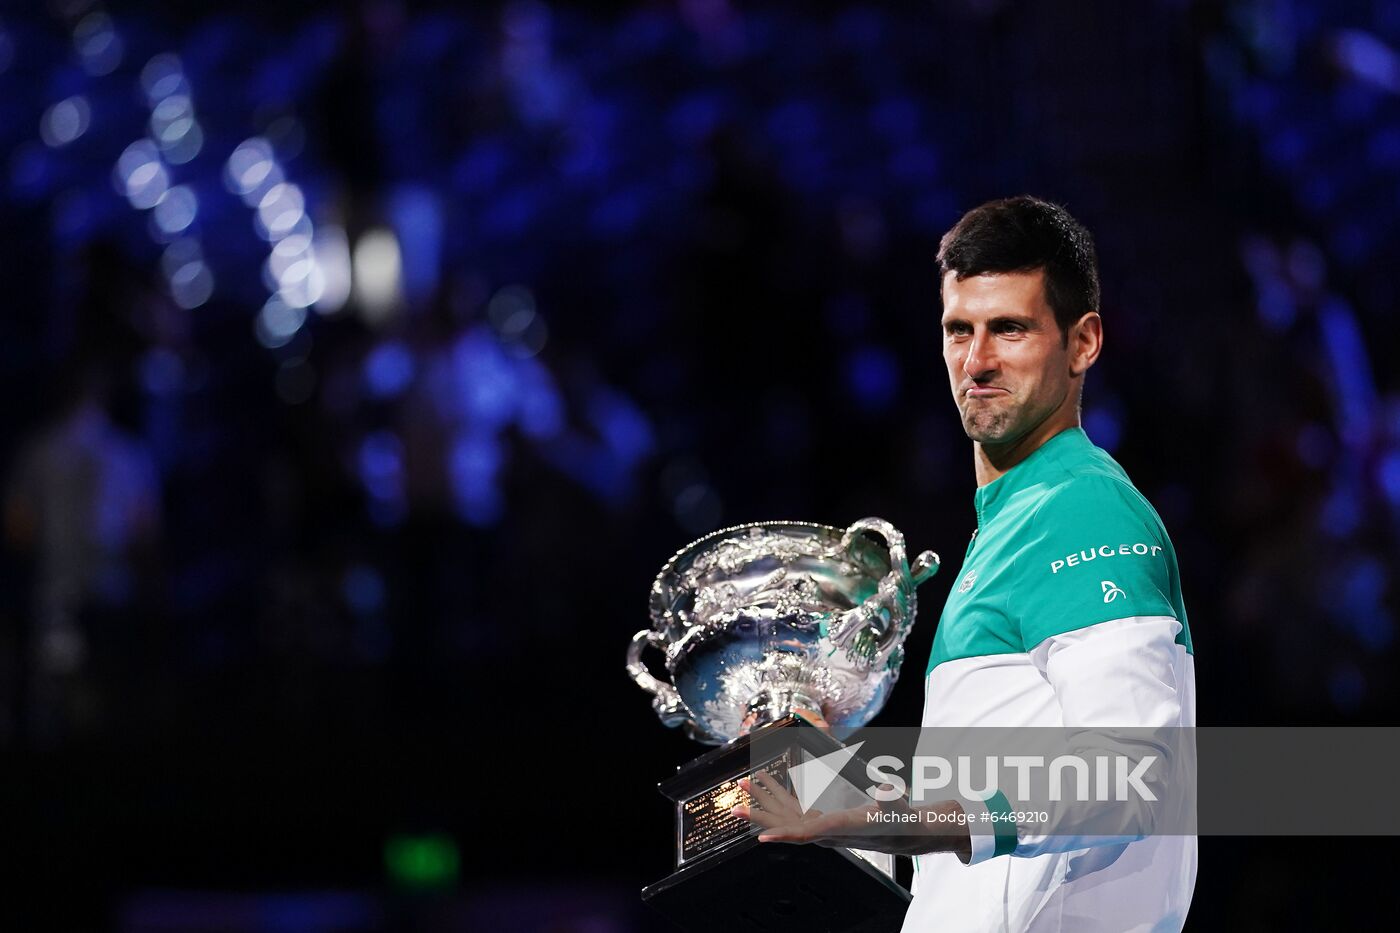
[[963, 331, 997, 380]]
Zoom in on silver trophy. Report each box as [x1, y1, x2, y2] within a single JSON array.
[[628, 517, 939, 744], [628, 518, 939, 931]]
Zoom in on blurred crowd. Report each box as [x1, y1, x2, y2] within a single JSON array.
[[1, 0, 1399, 926], [3, 0, 1398, 732]]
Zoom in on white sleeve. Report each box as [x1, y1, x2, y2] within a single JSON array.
[[989, 615, 1187, 861], [1033, 615, 1186, 728]]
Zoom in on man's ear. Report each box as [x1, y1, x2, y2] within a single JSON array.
[[1069, 312, 1103, 377]]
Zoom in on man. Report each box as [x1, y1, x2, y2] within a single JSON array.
[[736, 196, 1196, 931]]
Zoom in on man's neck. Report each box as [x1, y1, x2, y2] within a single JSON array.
[[972, 414, 1080, 487]]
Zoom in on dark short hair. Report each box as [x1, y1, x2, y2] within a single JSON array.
[[937, 196, 1100, 335]]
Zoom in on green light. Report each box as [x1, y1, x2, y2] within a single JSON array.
[[384, 833, 460, 890]]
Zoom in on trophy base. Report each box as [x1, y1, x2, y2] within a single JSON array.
[[641, 716, 910, 932], [642, 837, 910, 933]]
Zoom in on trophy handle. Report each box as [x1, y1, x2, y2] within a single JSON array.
[[627, 629, 693, 729], [826, 518, 939, 665]]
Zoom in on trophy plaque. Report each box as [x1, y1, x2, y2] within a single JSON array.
[[626, 518, 938, 932]]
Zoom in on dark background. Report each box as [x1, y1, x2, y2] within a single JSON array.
[[2, 0, 1398, 929]]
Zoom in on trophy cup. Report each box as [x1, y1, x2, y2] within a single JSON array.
[[626, 518, 938, 932]]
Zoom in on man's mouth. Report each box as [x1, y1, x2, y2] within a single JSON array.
[[965, 386, 1009, 399]]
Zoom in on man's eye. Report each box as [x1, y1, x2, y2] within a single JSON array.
[[945, 324, 971, 336]]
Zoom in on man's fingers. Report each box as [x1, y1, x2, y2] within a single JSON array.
[[751, 770, 783, 795], [734, 779, 787, 828], [750, 772, 804, 820], [732, 801, 783, 829], [734, 797, 883, 848], [737, 777, 763, 809], [751, 771, 797, 808]]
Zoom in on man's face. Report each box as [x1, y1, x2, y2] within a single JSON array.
[[941, 269, 1077, 446]]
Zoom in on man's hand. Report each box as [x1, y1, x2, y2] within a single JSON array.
[[730, 770, 972, 862]]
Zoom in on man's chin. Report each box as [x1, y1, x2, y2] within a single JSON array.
[[961, 415, 1010, 444]]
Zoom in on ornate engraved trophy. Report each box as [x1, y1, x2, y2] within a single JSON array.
[[627, 518, 938, 932]]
